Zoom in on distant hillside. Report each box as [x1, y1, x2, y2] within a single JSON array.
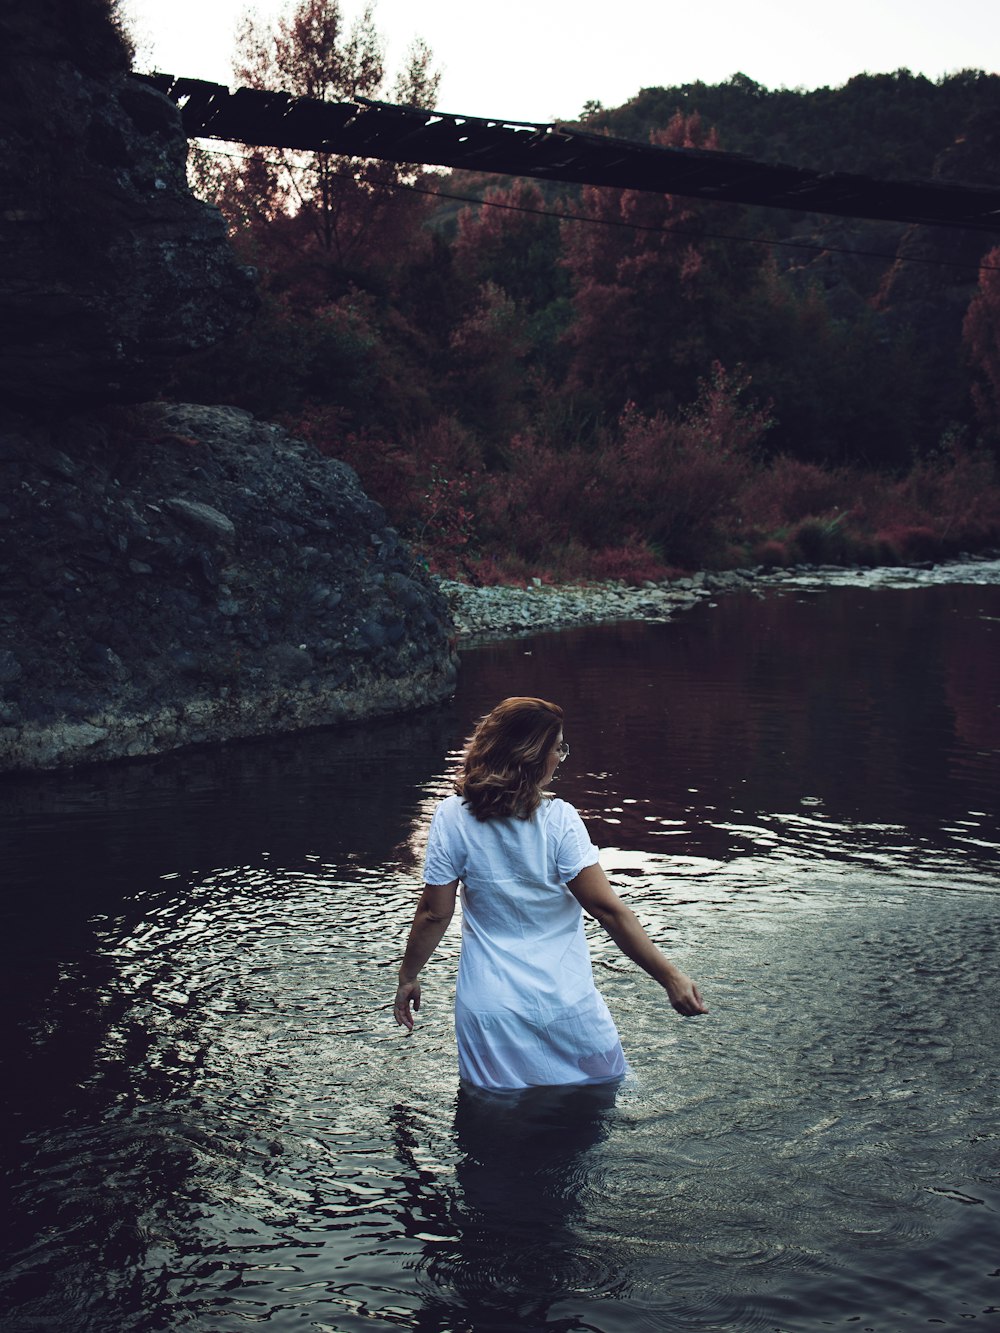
[[433, 68, 1000, 241], [179, 58, 1000, 582], [579, 69, 1000, 182]]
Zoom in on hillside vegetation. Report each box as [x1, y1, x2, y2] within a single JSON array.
[[179, 46, 1000, 582]]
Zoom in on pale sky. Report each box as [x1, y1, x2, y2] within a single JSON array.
[[123, 0, 999, 125]]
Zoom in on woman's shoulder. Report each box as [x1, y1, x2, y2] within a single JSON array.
[[435, 792, 483, 828], [434, 793, 464, 818], [426, 794, 467, 849], [539, 796, 583, 825]]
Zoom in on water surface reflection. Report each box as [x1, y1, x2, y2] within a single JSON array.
[[1, 579, 998, 1331]]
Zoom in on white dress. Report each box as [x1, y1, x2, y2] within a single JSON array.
[[423, 793, 628, 1090]]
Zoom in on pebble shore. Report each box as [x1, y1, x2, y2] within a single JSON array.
[[438, 555, 1000, 645], [437, 568, 758, 643]]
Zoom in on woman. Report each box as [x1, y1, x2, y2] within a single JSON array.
[[393, 696, 707, 1089]]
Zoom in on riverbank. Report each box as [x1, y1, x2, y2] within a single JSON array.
[[438, 553, 1000, 644]]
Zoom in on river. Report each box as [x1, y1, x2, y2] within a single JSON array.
[[1, 570, 998, 1332]]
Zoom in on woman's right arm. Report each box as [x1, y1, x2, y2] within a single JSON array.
[[393, 880, 458, 1032], [568, 862, 708, 1016]]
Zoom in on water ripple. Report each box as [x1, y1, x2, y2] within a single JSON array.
[[2, 581, 999, 1332]]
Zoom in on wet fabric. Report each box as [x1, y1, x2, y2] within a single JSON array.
[[423, 794, 628, 1090]]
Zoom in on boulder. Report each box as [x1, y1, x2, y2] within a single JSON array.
[[0, 403, 458, 772]]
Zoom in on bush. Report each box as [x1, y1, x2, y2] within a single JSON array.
[[752, 538, 791, 568], [739, 456, 856, 530], [841, 444, 1000, 556], [293, 406, 419, 520], [294, 391, 1000, 587], [475, 363, 772, 574], [871, 525, 945, 564], [788, 514, 853, 564]]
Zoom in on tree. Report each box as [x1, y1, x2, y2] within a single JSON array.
[[206, 0, 439, 270], [177, 0, 444, 426], [447, 280, 531, 441], [559, 112, 760, 420], [964, 246, 1000, 442], [452, 179, 571, 391], [454, 181, 565, 309]]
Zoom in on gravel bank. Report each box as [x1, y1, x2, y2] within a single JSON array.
[[438, 569, 755, 643], [438, 555, 1000, 645]]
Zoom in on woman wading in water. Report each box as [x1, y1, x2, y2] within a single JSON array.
[[393, 696, 707, 1089]]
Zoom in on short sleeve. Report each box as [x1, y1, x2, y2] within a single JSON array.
[[552, 801, 600, 882], [422, 799, 462, 885]]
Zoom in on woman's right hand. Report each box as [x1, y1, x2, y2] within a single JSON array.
[[393, 978, 422, 1032]]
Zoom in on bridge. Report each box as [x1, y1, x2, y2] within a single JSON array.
[[142, 74, 1000, 236]]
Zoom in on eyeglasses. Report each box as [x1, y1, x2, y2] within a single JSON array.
[[557, 740, 570, 760]]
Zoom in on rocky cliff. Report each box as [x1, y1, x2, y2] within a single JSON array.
[[0, 0, 258, 401], [0, 1, 457, 772]]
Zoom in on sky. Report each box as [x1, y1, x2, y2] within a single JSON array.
[[122, 0, 999, 125]]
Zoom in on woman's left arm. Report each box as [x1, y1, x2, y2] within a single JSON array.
[[568, 862, 707, 1016], [393, 881, 458, 1031]]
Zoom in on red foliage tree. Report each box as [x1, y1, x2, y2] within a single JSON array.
[[177, 1, 445, 428], [559, 112, 757, 418], [447, 181, 572, 437], [196, 0, 439, 276], [454, 180, 566, 309], [963, 245, 1000, 439]]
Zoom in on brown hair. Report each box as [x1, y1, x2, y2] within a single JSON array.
[[455, 696, 564, 821]]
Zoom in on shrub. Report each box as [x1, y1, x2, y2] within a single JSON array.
[[619, 364, 772, 563], [898, 445, 1000, 548], [871, 524, 945, 563], [739, 456, 856, 530], [842, 443, 1000, 556], [295, 385, 1000, 587], [475, 363, 772, 574], [586, 542, 671, 583], [789, 515, 851, 564], [477, 434, 603, 561], [293, 406, 420, 522], [752, 539, 790, 568]]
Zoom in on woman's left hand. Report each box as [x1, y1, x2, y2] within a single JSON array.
[[665, 972, 708, 1016], [393, 979, 421, 1032]]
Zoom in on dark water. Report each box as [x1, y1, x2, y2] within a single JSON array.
[[1, 579, 998, 1333]]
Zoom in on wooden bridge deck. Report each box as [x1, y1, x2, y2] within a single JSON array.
[[141, 74, 1000, 234]]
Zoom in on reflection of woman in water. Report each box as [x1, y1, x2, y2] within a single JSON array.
[[392, 1082, 627, 1329], [393, 696, 707, 1089]]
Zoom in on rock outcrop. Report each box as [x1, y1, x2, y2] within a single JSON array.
[[0, 403, 457, 772], [0, 1, 456, 771], [0, 0, 257, 402]]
